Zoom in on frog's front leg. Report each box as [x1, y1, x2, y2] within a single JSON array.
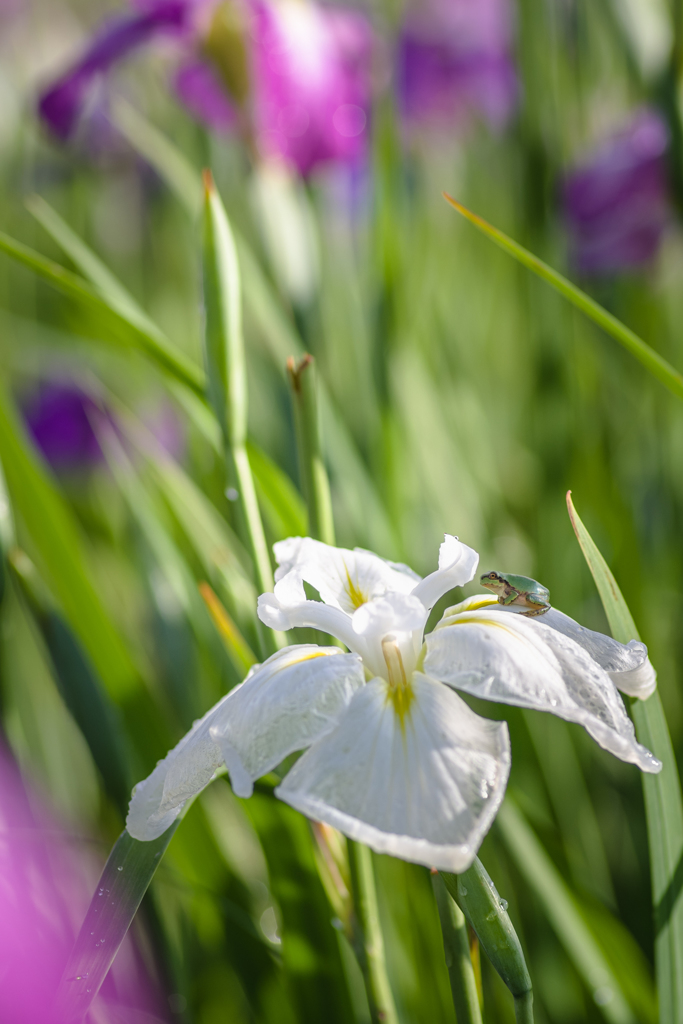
[[499, 588, 519, 606]]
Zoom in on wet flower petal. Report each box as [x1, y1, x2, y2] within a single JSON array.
[[277, 672, 510, 872], [425, 609, 661, 772], [511, 606, 657, 699], [126, 645, 363, 839]]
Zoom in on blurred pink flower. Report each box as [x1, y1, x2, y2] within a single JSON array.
[[38, 0, 373, 176], [562, 108, 671, 275], [398, 0, 517, 132], [0, 743, 166, 1023]]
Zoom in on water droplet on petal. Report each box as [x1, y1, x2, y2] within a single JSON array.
[[460, 886, 467, 896], [499, 899, 508, 911], [117, 865, 123, 871]]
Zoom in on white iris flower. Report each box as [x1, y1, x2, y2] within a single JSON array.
[[127, 536, 660, 872]]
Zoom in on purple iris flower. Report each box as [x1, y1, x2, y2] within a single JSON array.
[[398, 0, 517, 131], [38, 0, 189, 140], [562, 109, 671, 275], [23, 383, 104, 472], [38, 0, 373, 177]]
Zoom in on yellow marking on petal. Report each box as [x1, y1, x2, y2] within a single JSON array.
[[382, 637, 414, 727], [438, 613, 544, 660], [288, 650, 335, 665], [442, 594, 498, 619], [344, 563, 367, 609], [387, 679, 414, 725]]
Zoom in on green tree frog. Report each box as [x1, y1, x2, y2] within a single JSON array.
[[480, 571, 551, 617]]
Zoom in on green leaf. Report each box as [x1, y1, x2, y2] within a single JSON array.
[[567, 491, 683, 1024], [54, 826, 178, 1022], [21, 193, 205, 393], [247, 441, 307, 541], [9, 550, 131, 816], [111, 96, 202, 217], [497, 799, 636, 1024], [202, 172, 275, 610], [0, 387, 138, 699], [443, 194, 683, 403]]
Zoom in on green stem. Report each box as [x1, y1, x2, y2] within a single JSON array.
[[287, 355, 335, 546], [431, 873, 482, 1024], [348, 841, 398, 1024], [442, 860, 534, 1023], [514, 991, 535, 1024]]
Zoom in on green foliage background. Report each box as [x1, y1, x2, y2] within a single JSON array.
[[0, 0, 681, 1021]]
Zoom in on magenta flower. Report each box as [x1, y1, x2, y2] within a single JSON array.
[[38, 0, 373, 176], [398, 0, 517, 131], [0, 744, 165, 1023], [23, 383, 105, 472], [562, 109, 671, 275]]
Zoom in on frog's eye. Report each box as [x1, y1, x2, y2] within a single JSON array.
[[488, 572, 497, 579]]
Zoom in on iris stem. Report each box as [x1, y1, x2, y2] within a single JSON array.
[[348, 840, 399, 1024], [287, 354, 335, 546], [442, 860, 534, 1023], [432, 872, 483, 1024]]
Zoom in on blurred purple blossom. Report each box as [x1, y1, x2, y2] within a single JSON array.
[[38, 0, 373, 176], [0, 743, 166, 1023], [39, 1, 189, 140], [398, 0, 517, 131], [563, 109, 671, 275], [23, 383, 105, 472]]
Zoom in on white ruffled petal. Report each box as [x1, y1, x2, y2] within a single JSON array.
[[126, 645, 364, 840], [273, 537, 419, 613], [277, 673, 510, 872], [210, 646, 365, 797], [411, 535, 479, 611], [425, 610, 661, 773], [517, 606, 657, 699]]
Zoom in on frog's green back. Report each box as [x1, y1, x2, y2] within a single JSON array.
[[501, 574, 549, 596]]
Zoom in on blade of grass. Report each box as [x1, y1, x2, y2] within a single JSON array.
[[497, 799, 636, 1024], [0, 388, 138, 698], [442, 193, 683, 403], [54, 826, 178, 1023], [287, 355, 335, 545], [0, 230, 204, 395], [567, 491, 683, 1024], [201, 171, 279, 655]]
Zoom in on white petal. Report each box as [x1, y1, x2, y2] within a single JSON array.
[[424, 610, 661, 773], [257, 570, 361, 653], [210, 645, 365, 796], [352, 593, 428, 637], [273, 537, 419, 613], [517, 606, 657, 699], [126, 645, 364, 840], [277, 673, 510, 872], [411, 535, 479, 611]]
